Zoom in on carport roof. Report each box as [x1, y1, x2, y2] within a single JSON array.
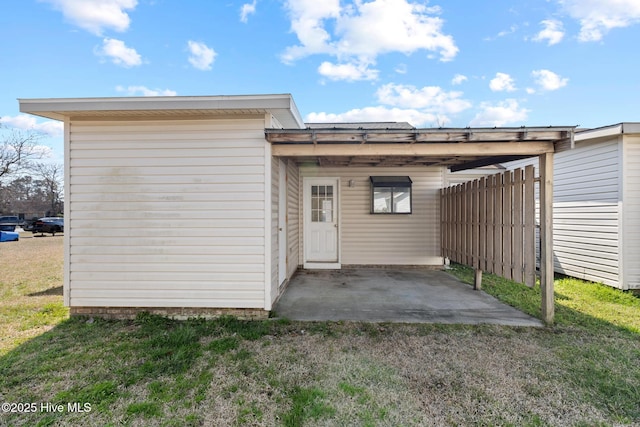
[[266, 125, 575, 171]]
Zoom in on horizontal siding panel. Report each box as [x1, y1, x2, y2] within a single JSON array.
[[69, 297, 264, 309], [71, 139, 266, 150], [70, 245, 264, 256], [70, 156, 265, 167], [72, 281, 263, 290], [72, 263, 263, 273], [70, 229, 264, 242], [71, 148, 264, 159], [556, 267, 620, 287], [554, 256, 620, 275], [74, 210, 264, 222], [71, 183, 264, 194], [555, 235, 618, 248], [70, 271, 264, 282], [70, 237, 265, 253], [71, 219, 265, 231], [69, 201, 264, 212], [70, 191, 264, 203], [71, 254, 264, 264], [70, 165, 265, 176], [70, 174, 265, 185], [70, 289, 264, 300], [71, 119, 265, 132], [554, 244, 619, 261]]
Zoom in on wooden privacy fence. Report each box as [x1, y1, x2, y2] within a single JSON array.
[[441, 166, 537, 287]]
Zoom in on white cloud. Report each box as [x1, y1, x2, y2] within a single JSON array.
[[42, 0, 137, 35], [306, 106, 439, 127], [376, 83, 472, 114], [470, 99, 530, 127], [559, 0, 640, 41], [282, 0, 458, 81], [306, 82, 471, 127], [240, 0, 257, 23], [1, 114, 64, 137], [489, 72, 516, 92], [116, 85, 177, 96], [485, 24, 519, 41], [451, 74, 467, 85], [531, 69, 568, 90], [97, 38, 142, 67], [394, 63, 408, 74], [187, 41, 216, 70], [318, 61, 379, 81], [533, 19, 565, 45]]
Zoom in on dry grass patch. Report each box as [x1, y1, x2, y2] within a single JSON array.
[[0, 234, 66, 354]]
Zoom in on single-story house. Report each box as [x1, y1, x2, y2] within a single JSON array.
[[502, 123, 640, 290], [19, 94, 573, 320]]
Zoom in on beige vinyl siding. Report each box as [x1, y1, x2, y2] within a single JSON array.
[[68, 117, 267, 308], [299, 166, 443, 266], [286, 159, 300, 277], [444, 167, 503, 187], [270, 155, 279, 304], [622, 135, 640, 289], [504, 140, 622, 287]]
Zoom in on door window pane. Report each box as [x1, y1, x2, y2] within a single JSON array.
[[311, 185, 334, 222]]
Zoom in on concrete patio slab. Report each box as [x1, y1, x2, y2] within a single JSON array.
[[273, 268, 543, 327]]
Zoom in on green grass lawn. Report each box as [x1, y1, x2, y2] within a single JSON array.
[[1, 238, 639, 426]]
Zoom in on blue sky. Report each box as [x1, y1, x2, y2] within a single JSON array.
[[2, 0, 640, 161]]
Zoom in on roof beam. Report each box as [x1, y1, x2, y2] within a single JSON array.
[[265, 127, 574, 144], [449, 155, 533, 172], [271, 142, 554, 157]]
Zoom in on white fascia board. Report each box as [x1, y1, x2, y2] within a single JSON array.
[[575, 123, 623, 142], [621, 123, 640, 134], [19, 93, 305, 128]]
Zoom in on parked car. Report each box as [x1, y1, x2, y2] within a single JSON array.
[[0, 216, 23, 232], [33, 217, 64, 235]]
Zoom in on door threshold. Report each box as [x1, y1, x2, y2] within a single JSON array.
[[304, 262, 341, 270]]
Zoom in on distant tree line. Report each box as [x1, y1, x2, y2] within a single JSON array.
[[0, 126, 63, 218]]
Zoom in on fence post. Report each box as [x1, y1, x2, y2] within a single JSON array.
[[539, 152, 555, 325]]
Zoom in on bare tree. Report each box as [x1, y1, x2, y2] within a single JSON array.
[[0, 126, 45, 179], [32, 162, 64, 216]]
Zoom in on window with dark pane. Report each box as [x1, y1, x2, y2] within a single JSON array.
[[370, 176, 412, 214]]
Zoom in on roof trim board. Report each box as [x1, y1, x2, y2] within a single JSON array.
[[19, 94, 305, 129]]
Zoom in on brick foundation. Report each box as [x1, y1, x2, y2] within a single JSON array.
[[70, 306, 269, 320]]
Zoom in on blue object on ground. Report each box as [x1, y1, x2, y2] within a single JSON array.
[[0, 231, 19, 242]]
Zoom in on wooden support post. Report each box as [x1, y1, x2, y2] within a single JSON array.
[[474, 269, 483, 290], [539, 152, 554, 325]]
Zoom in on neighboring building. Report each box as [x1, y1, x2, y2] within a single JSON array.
[[503, 123, 640, 290], [19, 94, 572, 317]]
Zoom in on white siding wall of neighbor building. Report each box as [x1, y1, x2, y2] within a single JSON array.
[[504, 139, 623, 288], [622, 135, 640, 289], [298, 166, 443, 266], [67, 117, 269, 308]]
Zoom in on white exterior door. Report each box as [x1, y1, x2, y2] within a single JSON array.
[[304, 178, 339, 267], [278, 160, 287, 285]]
